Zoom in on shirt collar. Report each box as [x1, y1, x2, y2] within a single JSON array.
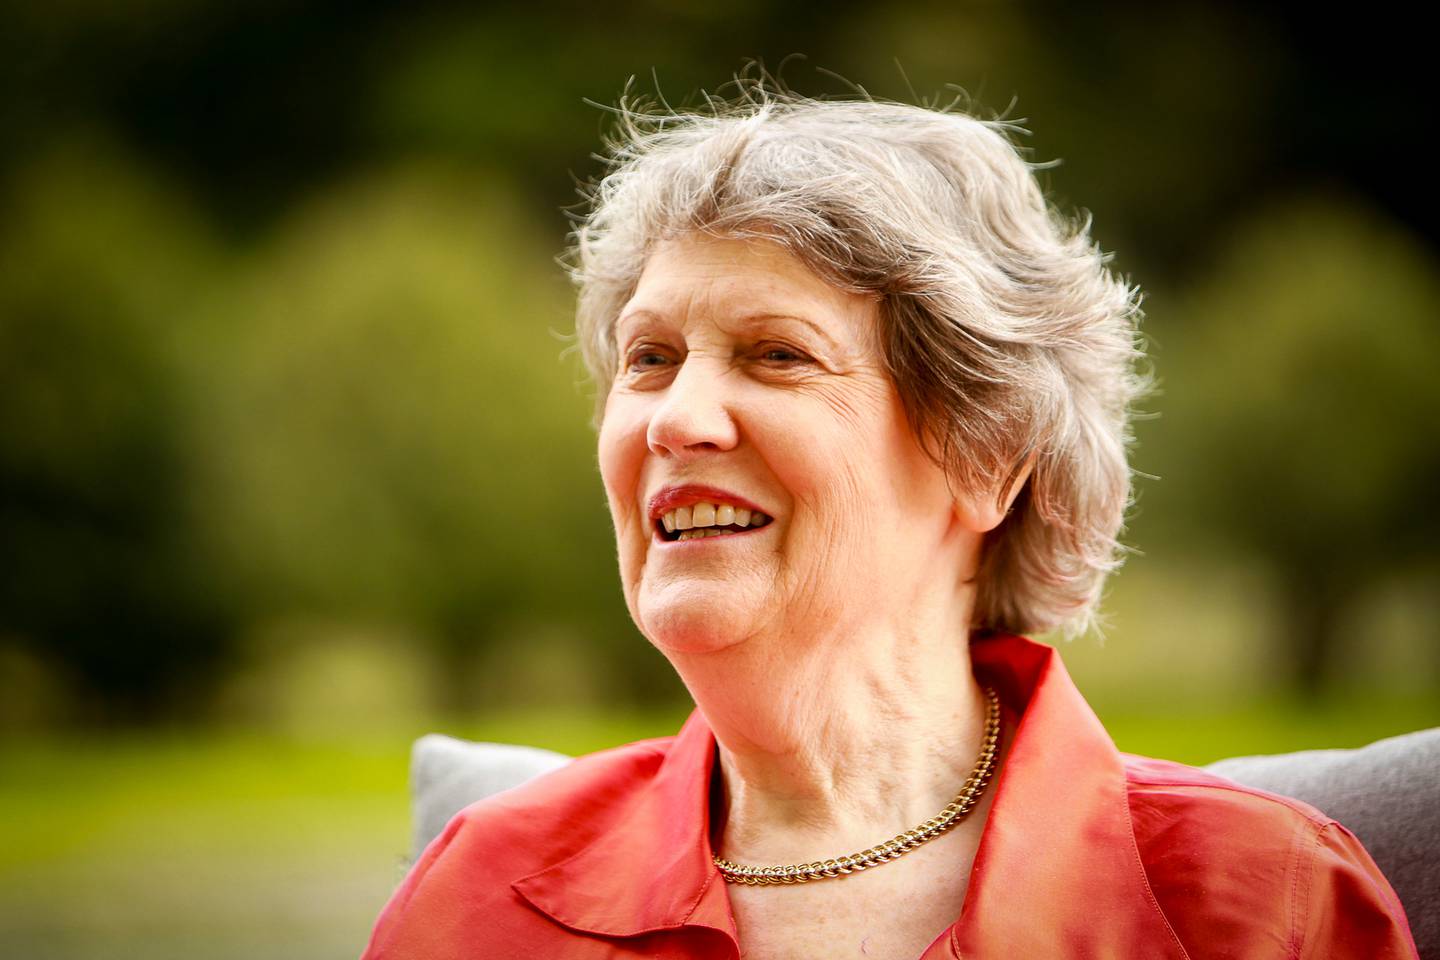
[[511, 709, 735, 941], [513, 634, 1187, 957], [954, 634, 1187, 957]]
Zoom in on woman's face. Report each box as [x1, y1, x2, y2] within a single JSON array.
[[598, 235, 979, 658]]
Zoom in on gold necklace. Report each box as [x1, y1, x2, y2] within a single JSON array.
[[713, 684, 1002, 885]]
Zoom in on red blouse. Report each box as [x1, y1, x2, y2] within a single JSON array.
[[362, 634, 1418, 958]]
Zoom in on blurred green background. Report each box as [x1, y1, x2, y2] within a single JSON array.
[[1, 3, 1436, 957]]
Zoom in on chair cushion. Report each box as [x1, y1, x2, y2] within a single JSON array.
[[409, 734, 570, 860]]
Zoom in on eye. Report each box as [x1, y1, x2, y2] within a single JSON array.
[[757, 343, 812, 365], [623, 345, 675, 372]]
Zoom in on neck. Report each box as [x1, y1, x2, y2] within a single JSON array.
[[669, 596, 989, 865]]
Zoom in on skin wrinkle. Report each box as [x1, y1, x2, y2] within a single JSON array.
[[616, 306, 852, 367], [715, 619, 982, 841]]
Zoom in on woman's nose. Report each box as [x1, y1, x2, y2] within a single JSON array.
[[645, 359, 739, 458]]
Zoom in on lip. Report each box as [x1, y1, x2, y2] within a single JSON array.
[[656, 526, 768, 546], [646, 484, 770, 521]]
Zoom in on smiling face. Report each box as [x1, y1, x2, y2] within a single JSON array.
[[598, 234, 988, 660]]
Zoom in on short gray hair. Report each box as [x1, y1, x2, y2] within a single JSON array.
[[566, 84, 1147, 639]]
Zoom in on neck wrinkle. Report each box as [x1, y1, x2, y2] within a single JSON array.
[[679, 618, 988, 865]]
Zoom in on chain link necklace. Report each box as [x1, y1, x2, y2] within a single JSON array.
[[713, 684, 1002, 885]]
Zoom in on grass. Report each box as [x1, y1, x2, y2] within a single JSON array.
[[1098, 693, 1439, 764], [1, 693, 1435, 959]]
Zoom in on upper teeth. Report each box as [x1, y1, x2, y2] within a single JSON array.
[[661, 502, 770, 534]]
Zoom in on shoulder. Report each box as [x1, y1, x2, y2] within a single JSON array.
[[361, 735, 675, 960], [1124, 752, 1331, 840], [1123, 753, 1331, 910], [448, 733, 672, 849], [1122, 754, 1418, 959]]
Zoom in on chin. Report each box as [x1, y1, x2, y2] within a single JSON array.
[[637, 597, 754, 656]]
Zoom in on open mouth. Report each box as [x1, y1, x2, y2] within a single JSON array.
[[655, 502, 774, 542]]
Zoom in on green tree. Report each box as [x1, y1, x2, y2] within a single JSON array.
[[0, 137, 234, 720], [193, 162, 646, 712], [1145, 195, 1440, 696]]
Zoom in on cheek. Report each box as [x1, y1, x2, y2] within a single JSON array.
[[763, 388, 890, 511], [597, 409, 646, 540]]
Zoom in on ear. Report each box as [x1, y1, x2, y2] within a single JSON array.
[[955, 451, 1036, 533]]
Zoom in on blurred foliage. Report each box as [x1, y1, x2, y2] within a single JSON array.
[[0, 136, 233, 719], [1139, 196, 1440, 693], [0, 1, 1435, 726], [188, 162, 639, 711]]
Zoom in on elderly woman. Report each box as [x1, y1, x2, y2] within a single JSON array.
[[363, 89, 1417, 958]]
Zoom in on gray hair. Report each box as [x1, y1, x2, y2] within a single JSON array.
[[565, 84, 1147, 639]]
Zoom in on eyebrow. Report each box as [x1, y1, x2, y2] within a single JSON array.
[[615, 309, 846, 354], [613, 309, 660, 344], [740, 313, 844, 354]]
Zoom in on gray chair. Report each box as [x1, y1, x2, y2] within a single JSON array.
[[411, 728, 1439, 958], [409, 734, 571, 859]]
